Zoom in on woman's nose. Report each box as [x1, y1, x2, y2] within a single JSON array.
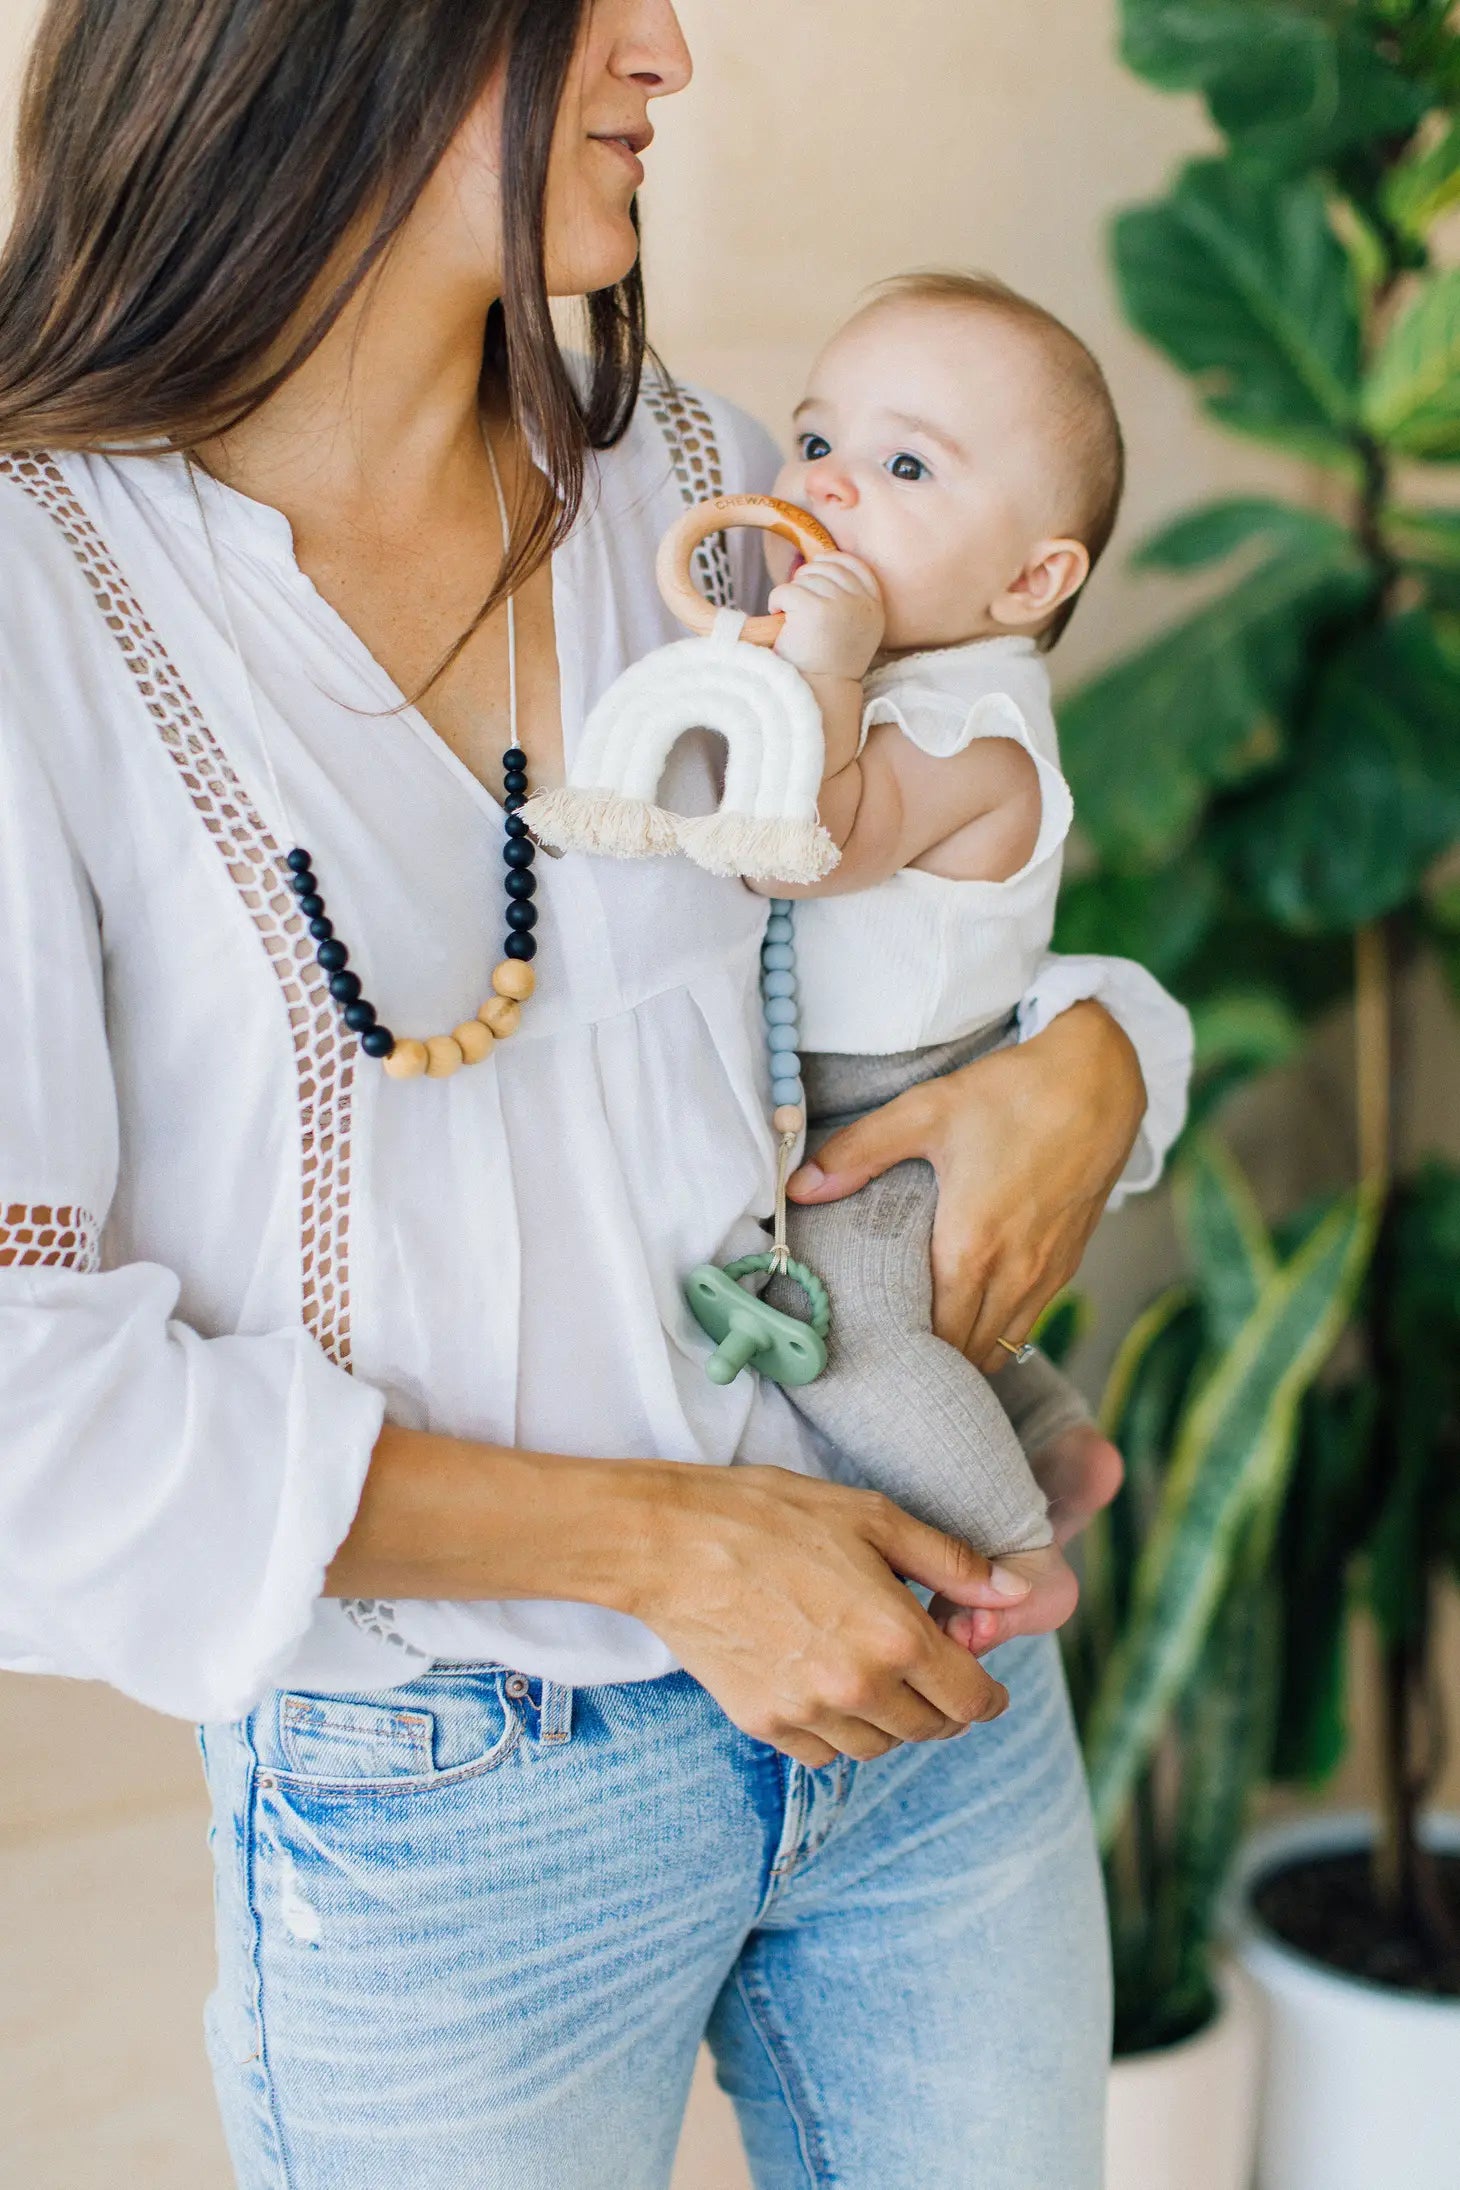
[[616, 0, 694, 95]]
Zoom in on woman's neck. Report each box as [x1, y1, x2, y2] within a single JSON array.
[[198, 235, 507, 542]]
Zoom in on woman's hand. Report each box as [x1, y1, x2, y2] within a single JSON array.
[[788, 1001, 1146, 1373], [333, 1430, 1032, 1771], [626, 1463, 1035, 1768]]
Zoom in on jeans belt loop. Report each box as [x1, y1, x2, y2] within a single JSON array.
[[538, 1680, 573, 1745]]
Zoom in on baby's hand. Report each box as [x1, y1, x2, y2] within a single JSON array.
[[768, 552, 885, 680], [930, 1541, 1078, 1656]]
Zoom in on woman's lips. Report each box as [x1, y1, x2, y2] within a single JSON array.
[[592, 136, 646, 187]]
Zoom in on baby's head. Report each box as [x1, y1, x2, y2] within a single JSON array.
[[770, 272, 1124, 655]]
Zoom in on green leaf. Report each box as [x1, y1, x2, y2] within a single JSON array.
[[1134, 498, 1347, 574], [1053, 862, 1220, 983], [1365, 267, 1460, 457], [1190, 988, 1307, 1087], [1383, 116, 1460, 239], [1029, 1291, 1090, 1367], [1269, 1379, 1378, 1785], [1114, 160, 1363, 457], [1384, 505, 1460, 604], [1122, 1, 1427, 174], [1221, 610, 1460, 931], [1083, 1288, 1204, 1663], [1368, 1165, 1460, 1647], [1160, 1546, 1279, 2042], [1085, 1187, 1378, 1846], [1062, 526, 1371, 863], [1176, 1135, 1277, 1349]]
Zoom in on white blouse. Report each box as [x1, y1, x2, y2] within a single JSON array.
[[0, 380, 1192, 1723], [796, 636, 1074, 1056]]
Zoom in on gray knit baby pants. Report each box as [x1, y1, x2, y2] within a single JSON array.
[[767, 1017, 1094, 1556]]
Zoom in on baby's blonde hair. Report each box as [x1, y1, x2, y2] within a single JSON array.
[[867, 270, 1125, 648]]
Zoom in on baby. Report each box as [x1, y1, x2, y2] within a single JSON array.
[[755, 271, 1127, 1621]]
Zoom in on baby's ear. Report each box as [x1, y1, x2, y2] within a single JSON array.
[[989, 538, 1090, 633]]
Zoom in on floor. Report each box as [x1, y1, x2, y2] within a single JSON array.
[[0, 1673, 750, 2190]]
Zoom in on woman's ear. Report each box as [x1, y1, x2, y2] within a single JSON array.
[[989, 538, 1090, 634]]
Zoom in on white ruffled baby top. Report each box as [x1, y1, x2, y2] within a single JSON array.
[[795, 636, 1079, 1058]]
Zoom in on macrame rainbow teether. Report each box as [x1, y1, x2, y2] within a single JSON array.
[[522, 493, 842, 1389], [523, 495, 842, 886]]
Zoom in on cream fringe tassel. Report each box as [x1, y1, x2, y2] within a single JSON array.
[[677, 810, 840, 885]]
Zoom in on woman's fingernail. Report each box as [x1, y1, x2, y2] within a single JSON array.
[[989, 1564, 1031, 1599], [788, 1164, 824, 1193]]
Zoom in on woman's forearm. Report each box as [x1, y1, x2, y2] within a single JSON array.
[[322, 1423, 671, 1611], [322, 1424, 1032, 1767]]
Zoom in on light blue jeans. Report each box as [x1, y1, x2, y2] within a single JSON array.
[[199, 1634, 1109, 2188]]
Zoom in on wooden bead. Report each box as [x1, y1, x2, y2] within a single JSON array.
[[478, 995, 522, 1039], [492, 959, 536, 1002], [424, 1034, 465, 1078], [382, 1038, 429, 1080], [453, 1019, 495, 1065], [773, 1105, 805, 1135]]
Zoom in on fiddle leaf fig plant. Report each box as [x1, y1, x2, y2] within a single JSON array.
[[1058, 0, 1460, 2044]]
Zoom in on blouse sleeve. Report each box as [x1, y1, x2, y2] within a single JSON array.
[[0, 712, 386, 1722], [1017, 952, 1194, 1205]]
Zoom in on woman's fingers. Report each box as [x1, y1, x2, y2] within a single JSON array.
[[787, 1082, 930, 1203], [636, 1465, 1014, 1763]]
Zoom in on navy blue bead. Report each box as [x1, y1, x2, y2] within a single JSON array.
[[502, 768, 528, 795], [316, 939, 348, 973], [308, 916, 334, 942], [503, 837, 536, 869], [286, 848, 313, 873], [505, 814, 529, 838], [505, 933, 538, 962], [360, 1026, 395, 1059], [288, 870, 317, 897], [299, 894, 325, 920], [502, 748, 527, 771], [504, 793, 527, 814], [329, 971, 362, 1004], [505, 868, 537, 899], [343, 1000, 377, 1032], [506, 900, 538, 932]]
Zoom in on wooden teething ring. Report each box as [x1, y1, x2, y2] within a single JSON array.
[[656, 494, 839, 649]]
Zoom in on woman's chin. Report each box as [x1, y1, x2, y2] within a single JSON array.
[[546, 216, 641, 302]]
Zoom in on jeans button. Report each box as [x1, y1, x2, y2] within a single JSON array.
[[504, 1673, 530, 1700]]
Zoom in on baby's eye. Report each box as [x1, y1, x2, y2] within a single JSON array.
[[886, 451, 930, 482], [797, 432, 832, 462]]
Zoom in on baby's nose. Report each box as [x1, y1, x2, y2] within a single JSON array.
[[807, 460, 858, 508]]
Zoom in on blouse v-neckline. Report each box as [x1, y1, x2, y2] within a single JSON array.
[[140, 448, 574, 832]]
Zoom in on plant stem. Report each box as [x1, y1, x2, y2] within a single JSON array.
[[1355, 924, 1393, 1188]]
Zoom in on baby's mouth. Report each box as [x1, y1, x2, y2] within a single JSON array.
[[786, 551, 806, 580]]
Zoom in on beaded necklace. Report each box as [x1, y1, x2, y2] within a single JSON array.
[[187, 428, 537, 1082]]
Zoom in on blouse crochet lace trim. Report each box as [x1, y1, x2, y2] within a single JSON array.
[[0, 452, 358, 1369], [0, 1204, 102, 1273]]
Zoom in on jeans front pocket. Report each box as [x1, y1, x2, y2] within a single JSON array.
[[267, 1676, 521, 1795]]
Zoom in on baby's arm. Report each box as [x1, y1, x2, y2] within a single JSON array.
[[756, 557, 1042, 900]]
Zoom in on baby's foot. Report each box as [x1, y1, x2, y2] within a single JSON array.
[[932, 1541, 1078, 1657], [1033, 1422, 1124, 1547]]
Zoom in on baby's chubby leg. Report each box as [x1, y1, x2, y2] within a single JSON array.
[[768, 1153, 1057, 1557]]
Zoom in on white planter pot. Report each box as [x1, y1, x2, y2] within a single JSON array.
[[1105, 1962, 1262, 2190], [1232, 1812, 1460, 2190]]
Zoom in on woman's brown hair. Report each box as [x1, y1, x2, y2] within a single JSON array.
[[0, 0, 648, 615]]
